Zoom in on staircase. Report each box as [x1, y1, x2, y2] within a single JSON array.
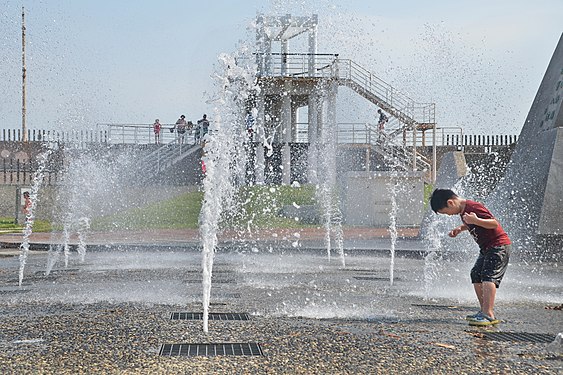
[[336, 59, 435, 130], [136, 133, 201, 182], [367, 123, 432, 174], [335, 59, 434, 178]]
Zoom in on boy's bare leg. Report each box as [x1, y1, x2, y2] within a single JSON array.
[[473, 283, 484, 308], [480, 281, 497, 319]]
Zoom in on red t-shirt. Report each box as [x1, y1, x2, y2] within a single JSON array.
[[461, 200, 511, 252]]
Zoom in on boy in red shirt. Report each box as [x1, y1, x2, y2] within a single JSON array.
[[430, 189, 511, 326]]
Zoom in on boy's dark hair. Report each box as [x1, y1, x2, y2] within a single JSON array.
[[430, 189, 458, 213]]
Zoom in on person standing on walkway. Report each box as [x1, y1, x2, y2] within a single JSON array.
[[377, 109, 388, 131], [175, 115, 187, 144], [197, 114, 210, 143], [430, 188, 511, 326], [153, 119, 162, 144]]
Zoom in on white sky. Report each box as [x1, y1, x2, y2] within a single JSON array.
[[0, 0, 561, 134]]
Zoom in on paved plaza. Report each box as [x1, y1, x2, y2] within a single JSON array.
[[0, 230, 561, 374]]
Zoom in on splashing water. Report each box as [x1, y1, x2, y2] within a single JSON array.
[[75, 216, 90, 262], [388, 178, 399, 286], [422, 218, 444, 300], [200, 50, 256, 333], [315, 80, 345, 267], [19, 148, 53, 286]]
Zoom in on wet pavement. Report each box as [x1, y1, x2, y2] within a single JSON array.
[[0, 230, 561, 374]]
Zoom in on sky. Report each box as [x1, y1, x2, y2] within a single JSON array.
[[0, 0, 562, 135]]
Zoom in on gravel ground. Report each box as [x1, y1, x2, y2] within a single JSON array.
[[0, 248, 561, 374]]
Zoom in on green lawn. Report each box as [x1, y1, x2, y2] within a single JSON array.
[[91, 190, 205, 230], [90, 184, 318, 231], [0, 218, 52, 233], [225, 184, 317, 229]]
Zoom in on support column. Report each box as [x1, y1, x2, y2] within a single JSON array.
[[412, 127, 417, 171], [281, 86, 292, 185], [264, 39, 273, 75], [281, 40, 289, 76], [326, 81, 338, 186], [432, 124, 437, 183], [308, 19, 317, 76], [307, 92, 320, 184], [291, 105, 298, 143], [254, 93, 266, 184], [255, 15, 265, 75]]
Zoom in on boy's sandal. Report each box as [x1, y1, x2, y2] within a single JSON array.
[[466, 311, 482, 321], [468, 314, 501, 326]]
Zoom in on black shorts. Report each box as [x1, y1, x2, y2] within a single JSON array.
[[470, 245, 510, 288]]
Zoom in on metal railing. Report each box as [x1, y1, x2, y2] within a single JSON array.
[[0, 122, 517, 149], [1, 127, 109, 146], [0, 124, 205, 147], [255, 53, 338, 78], [0, 158, 61, 186], [101, 123, 201, 145], [337, 59, 436, 127], [137, 133, 202, 177], [254, 53, 436, 128]]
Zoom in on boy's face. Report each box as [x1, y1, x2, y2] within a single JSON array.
[[437, 199, 462, 215]]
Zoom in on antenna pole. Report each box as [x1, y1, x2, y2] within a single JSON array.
[[22, 6, 27, 143]]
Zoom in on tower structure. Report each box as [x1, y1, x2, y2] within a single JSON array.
[[253, 13, 331, 185], [250, 14, 436, 185]]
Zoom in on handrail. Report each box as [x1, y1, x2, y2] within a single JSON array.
[[337, 58, 436, 127], [364, 123, 431, 173], [253, 53, 436, 128]]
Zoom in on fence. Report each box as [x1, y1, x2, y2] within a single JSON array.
[[335, 124, 518, 147], [0, 124, 200, 146], [2, 128, 109, 145], [1, 125, 518, 148], [0, 158, 61, 186]]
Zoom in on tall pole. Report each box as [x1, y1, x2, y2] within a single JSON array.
[[22, 7, 27, 143]]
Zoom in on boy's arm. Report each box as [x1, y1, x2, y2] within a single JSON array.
[[448, 224, 468, 238], [462, 212, 498, 229]]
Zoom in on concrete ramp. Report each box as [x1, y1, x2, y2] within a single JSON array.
[[488, 33, 563, 246], [434, 151, 468, 189]]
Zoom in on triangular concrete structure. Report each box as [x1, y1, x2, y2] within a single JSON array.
[[434, 151, 468, 189], [488, 33, 563, 249]]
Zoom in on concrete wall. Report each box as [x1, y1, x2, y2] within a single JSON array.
[[488, 34, 563, 241], [539, 127, 563, 234], [342, 171, 425, 227]]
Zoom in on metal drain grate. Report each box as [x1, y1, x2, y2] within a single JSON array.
[[481, 332, 555, 344], [171, 312, 250, 321], [185, 279, 236, 284], [159, 342, 263, 357], [354, 276, 401, 281], [412, 304, 474, 311], [187, 293, 241, 299], [34, 268, 79, 275], [0, 289, 30, 295], [341, 268, 378, 273]]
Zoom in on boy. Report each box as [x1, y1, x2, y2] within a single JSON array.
[[22, 191, 32, 216], [430, 189, 511, 326]]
